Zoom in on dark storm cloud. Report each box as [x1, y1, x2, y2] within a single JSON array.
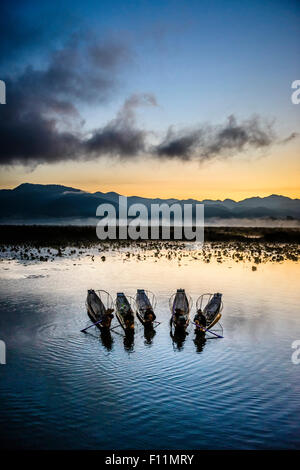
[[6, 35, 129, 105], [0, 36, 132, 165], [85, 94, 157, 158], [0, 2, 294, 167], [155, 115, 275, 161], [154, 128, 202, 160]]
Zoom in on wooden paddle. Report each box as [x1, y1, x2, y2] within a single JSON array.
[[81, 319, 103, 333], [192, 321, 223, 338]]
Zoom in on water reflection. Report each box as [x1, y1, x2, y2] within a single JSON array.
[[0, 251, 300, 450], [170, 329, 188, 350], [100, 330, 113, 351], [193, 332, 206, 353], [123, 333, 134, 352], [144, 326, 156, 346]]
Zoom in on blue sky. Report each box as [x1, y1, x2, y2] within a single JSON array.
[[81, 1, 299, 133], [76, 1, 299, 128], [0, 0, 299, 198], [3, 0, 299, 132]]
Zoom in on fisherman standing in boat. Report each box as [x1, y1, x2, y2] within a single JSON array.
[[104, 308, 114, 327], [174, 308, 186, 327], [194, 309, 207, 331], [144, 306, 156, 322]]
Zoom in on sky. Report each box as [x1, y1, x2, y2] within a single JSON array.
[[0, 0, 299, 200]]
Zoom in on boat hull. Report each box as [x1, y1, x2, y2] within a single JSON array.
[[115, 293, 135, 334], [207, 312, 222, 330], [136, 310, 154, 328], [86, 309, 112, 331], [171, 289, 190, 331], [203, 293, 222, 327], [136, 290, 156, 328], [116, 311, 135, 335], [86, 289, 113, 330]]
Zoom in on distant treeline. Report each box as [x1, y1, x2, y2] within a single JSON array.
[[0, 225, 300, 247]]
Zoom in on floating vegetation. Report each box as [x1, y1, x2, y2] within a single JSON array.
[[0, 238, 299, 269], [0, 226, 299, 268]]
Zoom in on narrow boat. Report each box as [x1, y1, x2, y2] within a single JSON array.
[[115, 293, 135, 334], [135, 289, 156, 328], [169, 288, 192, 331], [86, 289, 114, 330], [194, 293, 223, 333]]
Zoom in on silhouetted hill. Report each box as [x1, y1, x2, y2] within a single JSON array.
[[0, 183, 299, 222]]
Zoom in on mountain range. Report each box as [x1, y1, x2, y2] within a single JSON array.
[[0, 183, 299, 222]]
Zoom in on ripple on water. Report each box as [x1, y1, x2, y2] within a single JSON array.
[[0, 254, 300, 449]]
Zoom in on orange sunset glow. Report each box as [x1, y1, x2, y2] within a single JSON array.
[[1, 141, 299, 201]]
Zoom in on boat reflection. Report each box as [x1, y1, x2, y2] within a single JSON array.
[[170, 329, 188, 351], [144, 327, 156, 345], [193, 332, 206, 353], [123, 333, 134, 352], [100, 330, 114, 351]]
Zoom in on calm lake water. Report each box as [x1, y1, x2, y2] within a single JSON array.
[[0, 244, 299, 449]]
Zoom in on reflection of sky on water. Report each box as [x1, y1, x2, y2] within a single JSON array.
[[0, 249, 299, 449]]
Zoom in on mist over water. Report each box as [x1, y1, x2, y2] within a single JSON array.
[[206, 218, 300, 227], [0, 247, 299, 449], [1, 217, 299, 227]]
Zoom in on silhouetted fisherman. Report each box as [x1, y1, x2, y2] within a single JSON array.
[[174, 308, 186, 327], [194, 309, 207, 331]]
